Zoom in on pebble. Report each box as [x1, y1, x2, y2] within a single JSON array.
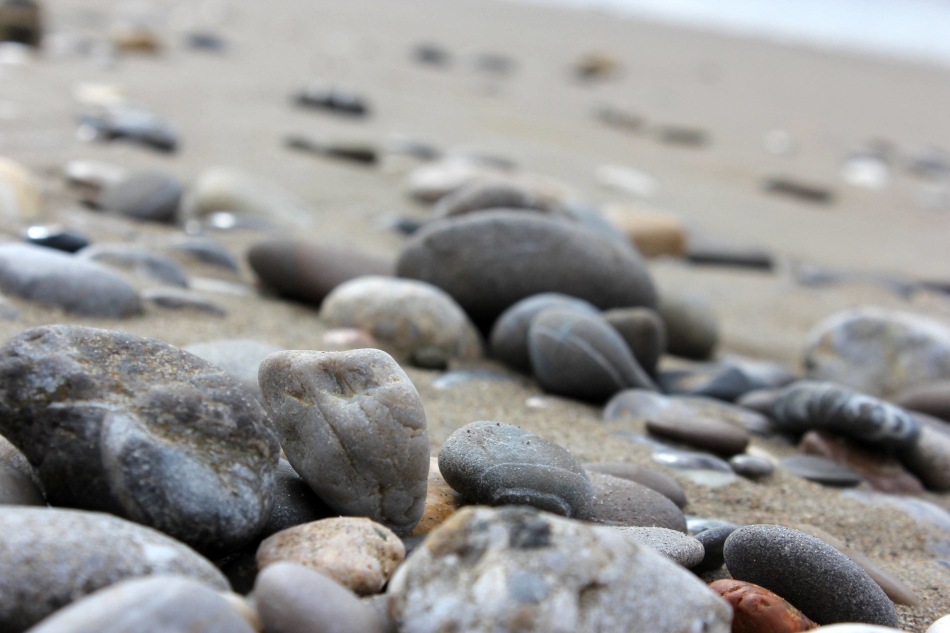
[[900, 418, 950, 491], [583, 471, 687, 532], [25, 576, 254, 633], [779, 454, 863, 487], [320, 276, 482, 361], [0, 325, 280, 554], [259, 459, 334, 540], [894, 380, 950, 422], [929, 615, 950, 633], [396, 210, 657, 326], [646, 413, 750, 455], [184, 166, 315, 228], [489, 292, 599, 372], [387, 506, 731, 633], [248, 239, 392, 306], [294, 83, 370, 117], [0, 1, 41, 47], [406, 158, 508, 202], [63, 159, 126, 204], [601, 205, 687, 258], [583, 462, 687, 508], [142, 288, 227, 315], [658, 363, 761, 401], [78, 244, 190, 287], [413, 43, 452, 67], [729, 454, 775, 479], [709, 579, 818, 633], [763, 177, 835, 205], [602, 307, 666, 375], [410, 457, 463, 536], [0, 462, 44, 505], [23, 225, 89, 253], [184, 339, 283, 401], [320, 328, 379, 352], [604, 388, 774, 435], [256, 517, 405, 595], [252, 563, 385, 633], [431, 180, 561, 219], [0, 507, 228, 632], [0, 244, 142, 317], [529, 308, 659, 401], [612, 526, 704, 567], [687, 517, 740, 535], [650, 446, 738, 487], [595, 164, 658, 197], [685, 235, 775, 270], [0, 156, 42, 220], [438, 420, 593, 518], [168, 238, 240, 272], [693, 524, 738, 573], [78, 105, 178, 153], [98, 170, 182, 223], [285, 135, 378, 165], [724, 524, 899, 626], [799, 430, 924, 494], [803, 308, 950, 398], [658, 293, 719, 360], [259, 349, 430, 536]]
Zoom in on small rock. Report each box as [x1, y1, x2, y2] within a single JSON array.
[[0, 1, 42, 47], [658, 363, 761, 401], [99, 170, 182, 223], [410, 457, 463, 536], [655, 125, 709, 148], [659, 293, 719, 360], [111, 21, 163, 53], [184, 167, 315, 228], [257, 517, 404, 595], [169, 238, 240, 272], [387, 506, 731, 633], [779, 455, 863, 487], [646, 413, 750, 455], [693, 524, 738, 573], [651, 445, 738, 487], [438, 420, 593, 518], [709, 579, 818, 632], [583, 462, 687, 508], [406, 158, 508, 202], [688, 517, 740, 536], [23, 225, 89, 253], [64, 159, 126, 205], [900, 417, 950, 491], [529, 308, 659, 401], [601, 205, 687, 258], [284, 135, 378, 165], [604, 389, 774, 436], [0, 462, 44, 506], [412, 43, 451, 67], [184, 339, 284, 401], [320, 328, 379, 352], [78, 105, 178, 153], [431, 180, 561, 219], [143, 288, 227, 315], [320, 276, 482, 361], [294, 83, 370, 117], [764, 177, 834, 204], [252, 563, 384, 633], [0, 155, 42, 219], [685, 234, 775, 270], [248, 239, 392, 306], [0, 244, 142, 317], [259, 460, 334, 540], [799, 430, 924, 494], [893, 380, 950, 423], [602, 307, 666, 375], [185, 30, 227, 52], [25, 576, 253, 633], [803, 308, 950, 398], [574, 51, 622, 81], [582, 471, 687, 532], [729, 454, 775, 479], [259, 349, 429, 535], [612, 526, 704, 567], [78, 244, 190, 287], [0, 507, 228, 632], [724, 524, 899, 626], [929, 615, 950, 633]]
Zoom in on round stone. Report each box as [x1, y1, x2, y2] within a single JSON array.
[[99, 170, 183, 223], [611, 526, 704, 567], [723, 524, 899, 626], [729, 454, 775, 479], [602, 307, 666, 375], [779, 455, 863, 487], [646, 414, 750, 455], [583, 462, 687, 508], [709, 579, 817, 633], [658, 293, 719, 360], [581, 471, 687, 532], [438, 420, 593, 518]]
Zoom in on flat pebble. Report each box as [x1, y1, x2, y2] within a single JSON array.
[[709, 579, 818, 633], [99, 170, 182, 223], [78, 244, 190, 287], [439, 420, 593, 518], [799, 430, 924, 494], [582, 470, 687, 532], [169, 238, 240, 272], [729, 454, 775, 479], [658, 293, 718, 360], [604, 388, 774, 435], [431, 180, 560, 219], [23, 225, 89, 253], [602, 307, 666, 375], [646, 413, 750, 455], [259, 349, 429, 535], [257, 517, 404, 595], [142, 288, 227, 315], [779, 454, 863, 487], [693, 524, 738, 573], [584, 461, 687, 508], [611, 526, 704, 567]]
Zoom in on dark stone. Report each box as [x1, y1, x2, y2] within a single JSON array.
[[78, 106, 179, 153], [583, 462, 687, 508], [646, 414, 750, 455], [799, 430, 925, 494], [763, 177, 835, 204], [658, 294, 718, 360], [693, 524, 738, 573], [412, 43, 452, 67], [0, 0, 42, 47], [603, 307, 666, 375], [658, 364, 760, 401], [0, 462, 44, 506], [685, 236, 775, 270], [23, 225, 89, 253], [99, 171, 182, 223], [294, 84, 370, 117], [728, 454, 774, 479], [169, 238, 240, 272], [778, 455, 863, 487], [581, 471, 687, 532], [259, 460, 334, 540]]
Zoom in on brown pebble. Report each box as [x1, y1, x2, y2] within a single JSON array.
[[410, 457, 463, 537], [709, 578, 818, 633], [646, 414, 750, 456]]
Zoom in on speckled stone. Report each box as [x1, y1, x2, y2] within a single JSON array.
[[723, 524, 899, 626], [611, 526, 704, 567], [602, 307, 666, 375], [693, 524, 738, 573], [709, 579, 818, 633], [583, 462, 687, 508], [438, 420, 593, 518], [257, 517, 404, 595], [582, 471, 687, 532], [0, 507, 228, 633], [259, 349, 429, 535], [387, 506, 732, 633], [410, 457, 463, 537]]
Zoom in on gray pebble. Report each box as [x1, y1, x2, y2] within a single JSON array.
[[658, 293, 718, 360], [142, 288, 227, 315], [169, 238, 240, 272], [646, 413, 750, 455], [729, 454, 774, 479], [692, 524, 738, 573], [431, 181, 561, 219], [99, 170, 182, 223], [581, 471, 687, 532], [658, 364, 759, 401], [602, 307, 666, 375], [583, 462, 687, 508], [185, 339, 284, 401], [612, 526, 704, 567], [78, 244, 190, 287], [779, 454, 863, 487]]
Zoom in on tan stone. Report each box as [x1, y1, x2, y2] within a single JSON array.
[[410, 457, 463, 537], [256, 517, 405, 595], [602, 204, 687, 258], [0, 156, 42, 220]]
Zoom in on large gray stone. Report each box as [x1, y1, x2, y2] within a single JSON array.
[[0, 325, 280, 555]]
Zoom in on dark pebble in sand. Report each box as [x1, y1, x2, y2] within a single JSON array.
[[728, 454, 774, 479], [693, 524, 738, 573], [23, 225, 89, 253], [602, 307, 666, 375], [658, 294, 718, 360], [646, 414, 750, 456], [658, 364, 760, 401], [581, 471, 687, 533], [779, 454, 863, 487]]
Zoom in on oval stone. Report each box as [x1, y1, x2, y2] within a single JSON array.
[[438, 420, 593, 518], [584, 462, 687, 508], [99, 170, 182, 223], [779, 455, 863, 487], [693, 524, 738, 573], [431, 181, 560, 219], [658, 293, 719, 360], [602, 307, 666, 375], [646, 414, 750, 455], [612, 526, 704, 567], [396, 210, 657, 326], [582, 471, 687, 532]]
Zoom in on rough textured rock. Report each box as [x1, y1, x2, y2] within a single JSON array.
[[709, 579, 818, 633], [320, 276, 482, 361], [185, 339, 284, 401], [0, 325, 280, 554], [528, 308, 659, 401], [646, 413, 750, 455], [252, 563, 385, 633], [0, 244, 142, 317], [803, 308, 950, 398], [798, 430, 924, 494], [78, 244, 190, 287], [259, 349, 429, 535], [583, 462, 687, 508], [99, 170, 182, 223], [257, 517, 404, 595], [396, 210, 657, 326], [410, 457, 463, 537], [438, 421, 593, 518], [0, 507, 228, 633], [900, 417, 950, 491], [25, 576, 253, 633], [724, 524, 899, 626], [387, 506, 732, 633], [602, 307, 666, 375], [611, 526, 704, 567], [658, 293, 719, 360], [581, 471, 687, 532]]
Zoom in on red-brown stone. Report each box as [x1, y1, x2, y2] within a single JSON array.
[[709, 579, 818, 633], [798, 430, 925, 494]]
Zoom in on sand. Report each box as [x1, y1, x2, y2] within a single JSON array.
[[2, 0, 950, 629]]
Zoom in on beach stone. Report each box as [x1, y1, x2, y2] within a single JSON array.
[[23, 225, 89, 253], [78, 244, 190, 287], [693, 524, 738, 573], [729, 454, 775, 479], [320, 276, 482, 361], [0, 244, 142, 317], [685, 236, 774, 270], [410, 457, 463, 537], [779, 455, 863, 487], [529, 308, 659, 401], [387, 506, 732, 633], [803, 308, 950, 399], [260, 460, 334, 540], [601, 205, 687, 258], [431, 180, 561, 219], [709, 579, 818, 633], [602, 307, 666, 375], [0, 156, 41, 219], [0, 507, 228, 632], [894, 380, 950, 422], [80, 106, 179, 153], [659, 363, 761, 401], [659, 293, 719, 360], [169, 238, 240, 272], [604, 388, 775, 435], [584, 462, 687, 508], [64, 159, 126, 204], [929, 615, 950, 633], [582, 471, 687, 532], [248, 239, 393, 306], [396, 210, 657, 326], [438, 420, 592, 518], [0, 433, 35, 485], [185, 339, 283, 401], [143, 288, 227, 315], [900, 418, 950, 491], [0, 462, 44, 505], [406, 158, 507, 202], [252, 563, 384, 633], [489, 292, 598, 372], [294, 83, 370, 117], [257, 517, 404, 595], [99, 171, 182, 223], [646, 413, 750, 455], [688, 517, 740, 535], [799, 430, 924, 494], [0, 325, 280, 554], [25, 576, 253, 633], [185, 167, 315, 228], [724, 524, 899, 626], [259, 349, 429, 535], [320, 328, 379, 352], [612, 526, 704, 567]]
